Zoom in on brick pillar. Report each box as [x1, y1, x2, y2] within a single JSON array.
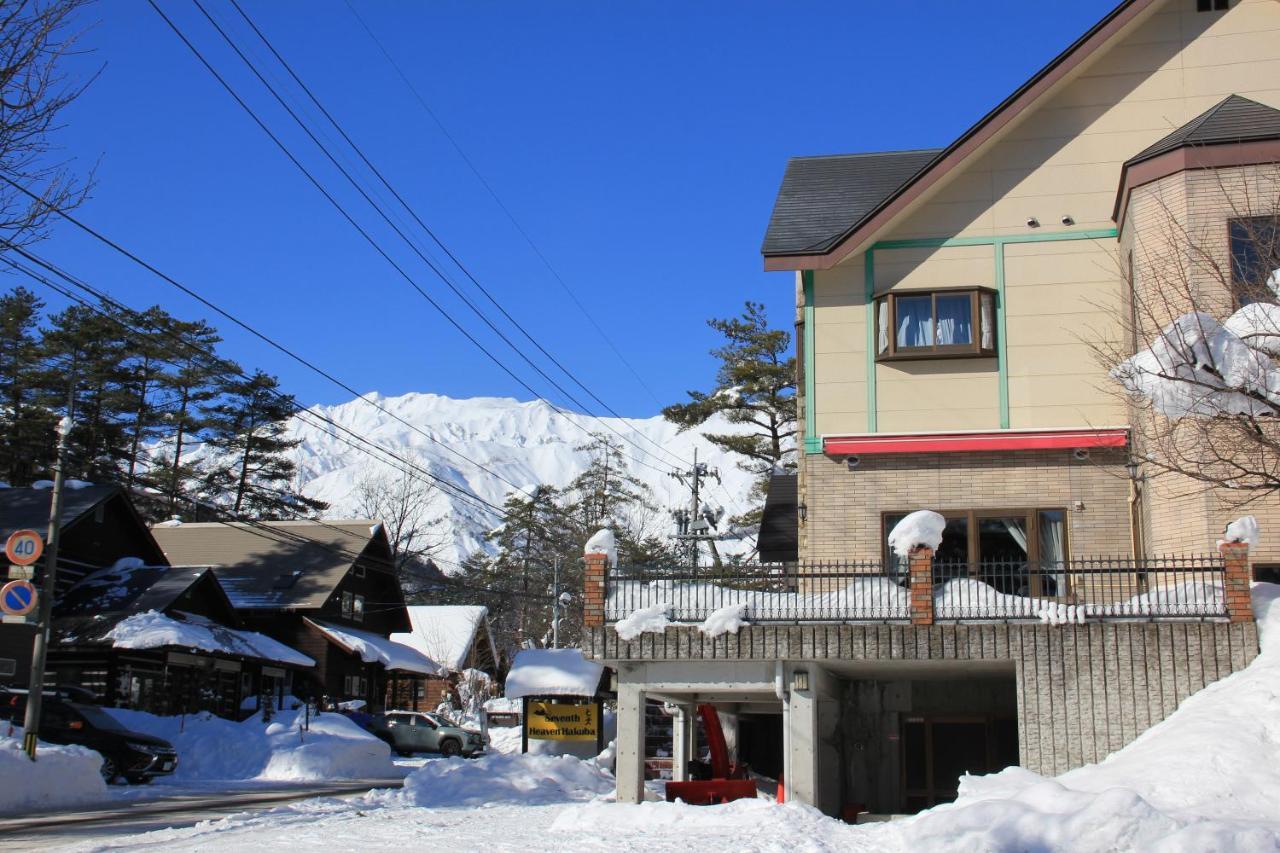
[[908, 546, 934, 626], [1220, 541, 1253, 623], [584, 552, 607, 628]]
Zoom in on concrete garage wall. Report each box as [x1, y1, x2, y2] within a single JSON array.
[[588, 620, 1258, 778]]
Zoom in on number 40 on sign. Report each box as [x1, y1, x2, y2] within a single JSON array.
[[5, 529, 43, 566]]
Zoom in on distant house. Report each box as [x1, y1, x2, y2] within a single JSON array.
[[151, 520, 441, 712], [50, 562, 314, 718], [390, 605, 498, 709], [0, 485, 168, 687]]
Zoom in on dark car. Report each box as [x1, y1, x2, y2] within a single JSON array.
[[1, 690, 178, 784]]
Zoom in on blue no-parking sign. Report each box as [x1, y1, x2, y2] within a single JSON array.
[[0, 579, 37, 616]]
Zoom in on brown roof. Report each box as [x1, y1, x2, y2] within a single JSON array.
[[151, 520, 387, 610]]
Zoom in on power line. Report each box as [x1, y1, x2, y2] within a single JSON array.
[[225, 0, 693, 475], [155, 0, 679, 481], [339, 0, 667, 412]]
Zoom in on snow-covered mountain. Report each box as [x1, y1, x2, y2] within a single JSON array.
[[286, 392, 760, 572]]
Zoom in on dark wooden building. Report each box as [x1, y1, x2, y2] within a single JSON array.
[[0, 485, 168, 687], [152, 520, 440, 711], [50, 563, 315, 718]]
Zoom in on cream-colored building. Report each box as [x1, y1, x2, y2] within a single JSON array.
[[761, 0, 1280, 571]]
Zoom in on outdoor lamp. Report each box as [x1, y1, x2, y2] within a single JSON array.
[[792, 670, 809, 692], [797, 502, 807, 523]]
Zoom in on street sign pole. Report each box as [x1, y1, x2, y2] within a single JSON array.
[[22, 388, 73, 759]]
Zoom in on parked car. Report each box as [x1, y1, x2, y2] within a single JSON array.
[[0, 689, 178, 784], [338, 708, 397, 749], [383, 710, 486, 758]]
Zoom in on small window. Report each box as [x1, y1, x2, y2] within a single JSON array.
[[352, 594, 365, 623], [1196, 0, 1228, 11], [875, 288, 997, 361], [341, 591, 354, 619], [352, 565, 366, 579], [1230, 216, 1280, 306]]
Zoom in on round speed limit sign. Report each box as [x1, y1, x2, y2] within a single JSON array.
[[4, 529, 44, 566]]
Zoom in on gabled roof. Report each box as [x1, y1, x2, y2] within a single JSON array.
[[1126, 95, 1280, 166], [762, 150, 940, 255], [762, 0, 1160, 268], [757, 473, 798, 563], [391, 605, 496, 673], [0, 484, 119, 537], [305, 617, 443, 675], [57, 561, 205, 617], [151, 520, 387, 610]]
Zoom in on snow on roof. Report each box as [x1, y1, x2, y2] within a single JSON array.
[[103, 610, 314, 667], [306, 618, 444, 675], [505, 648, 604, 699], [391, 605, 493, 673]]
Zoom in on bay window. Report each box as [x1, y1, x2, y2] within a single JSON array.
[[876, 287, 997, 360]]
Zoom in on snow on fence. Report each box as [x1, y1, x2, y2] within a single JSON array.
[[604, 555, 1228, 624]]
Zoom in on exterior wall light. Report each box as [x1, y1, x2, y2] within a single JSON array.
[[792, 670, 809, 692], [797, 502, 807, 523]]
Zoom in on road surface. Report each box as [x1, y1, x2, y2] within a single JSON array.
[[0, 778, 404, 850]]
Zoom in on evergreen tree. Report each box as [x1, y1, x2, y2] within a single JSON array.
[[663, 301, 797, 524], [40, 303, 133, 482], [486, 487, 575, 647], [0, 286, 55, 483], [203, 371, 326, 519], [153, 318, 225, 514], [566, 433, 676, 565], [117, 305, 180, 490]]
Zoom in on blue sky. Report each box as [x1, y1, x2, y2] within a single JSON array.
[[27, 0, 1117, 417]]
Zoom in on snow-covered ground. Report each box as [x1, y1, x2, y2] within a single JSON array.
[[32, 585, 1280, 851], [0, 732, 107, 815]]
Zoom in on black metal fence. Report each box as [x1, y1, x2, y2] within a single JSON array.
[[603, 554, 1228, 625], [603, 561, 908, 623], [931, 555, 1227, 620]]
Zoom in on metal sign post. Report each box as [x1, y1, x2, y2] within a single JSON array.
[[22, 398, 73, 760]]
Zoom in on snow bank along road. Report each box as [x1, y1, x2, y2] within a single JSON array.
[[10, 585, 1280, 853]]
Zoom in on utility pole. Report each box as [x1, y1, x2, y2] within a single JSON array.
[[23, 386, 74, 759], [669, 447, 724, 569]]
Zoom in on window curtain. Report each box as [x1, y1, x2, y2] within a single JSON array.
[[877, 299, 889, 354], [980, 292, 994, 349], [1002, 518, 1028, 553], [1038, 511, 1066, 597], [935, 294, 972, 345], [896, 296, 933, 348]]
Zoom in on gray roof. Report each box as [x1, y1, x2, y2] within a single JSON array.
[[151, 521, 385, 610], [54, 564, 213, 644], [761, 149, 940, 256], [0, 484, 122, 541], [1127, 95, 1280, 165]]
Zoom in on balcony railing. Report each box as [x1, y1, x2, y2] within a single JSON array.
[[602, 554, 1229, 625]]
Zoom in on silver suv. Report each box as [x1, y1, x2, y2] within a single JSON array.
[[384, 711, 486, 758]]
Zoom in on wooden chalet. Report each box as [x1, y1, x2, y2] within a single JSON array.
[[151, 520, 441, 711]]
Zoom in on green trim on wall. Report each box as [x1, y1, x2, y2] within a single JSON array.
[[864, 250, 877, 435], [802, 270, 820, 454], [823, 227, 1120, 443]]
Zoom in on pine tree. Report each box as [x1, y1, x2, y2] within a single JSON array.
[[566, 433, 674, 565], [0, 286, 55, 484], [153, 318, 225, 514], [40, 303, 133, 482], [203, 371, 326, 519], [663, 301, 797, 524], [117, 305, 181, 490], [486, 487, 573, 646]]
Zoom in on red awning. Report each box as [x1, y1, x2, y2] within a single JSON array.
[[823, 429, 1128, 456]]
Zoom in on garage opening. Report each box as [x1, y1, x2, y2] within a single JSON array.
[[902, 715, 1019, 811]]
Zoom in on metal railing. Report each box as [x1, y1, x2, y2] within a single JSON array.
[[604, 561, 908, 623], [602, 554, 1228, 625], [931, 555, 1227, 621]]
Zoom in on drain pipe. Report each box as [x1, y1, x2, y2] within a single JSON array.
[[775, 660, 790, 801]]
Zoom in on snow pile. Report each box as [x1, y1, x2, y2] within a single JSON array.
[[888, 510, 946, 555], [585, 528, 618, 568], [505, 648, 604, 699], [1221, 514, 1260, 549], [102, 707, 395, 782], [881, 583, 1280, 851], [552, 799, 838, 843], [614, 603, 671, 640], [105, 610, 315, 667], [1114, 307, 1280, 419], [608, 575, 909, 622], [379, 752, 614, 808], [698, 603, 749, 637], [0, 732, 107, 815]]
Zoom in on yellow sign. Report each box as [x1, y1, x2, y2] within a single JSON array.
[[526, 701, 598, 741]]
